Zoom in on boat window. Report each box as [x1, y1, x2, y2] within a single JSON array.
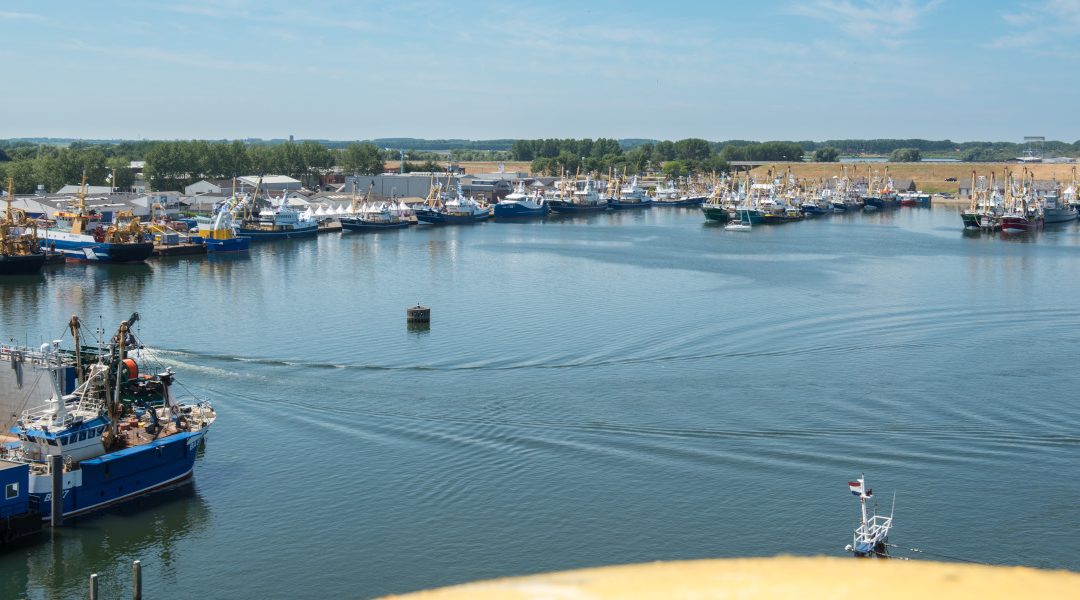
[[48, 438, 57, 446], [5, 483, 17, 499], [79, 431, 87, 442]]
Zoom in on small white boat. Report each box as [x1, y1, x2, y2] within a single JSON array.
[[724, 221, 752, 231]]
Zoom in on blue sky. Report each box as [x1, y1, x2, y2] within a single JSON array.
[[3, 0, 1078, 142]]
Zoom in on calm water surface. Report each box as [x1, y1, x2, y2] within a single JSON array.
[[1, 206, 1078, 598]]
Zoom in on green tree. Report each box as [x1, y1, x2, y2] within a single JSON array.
[[813, 147, 840, 162], [661, 160, 689, 178], [340, 143, 385, 175], [0, 160, 37, 194], [889, 148, 921, 162]]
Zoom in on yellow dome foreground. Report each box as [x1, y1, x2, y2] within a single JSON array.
[[381, 556, 1080, 600]]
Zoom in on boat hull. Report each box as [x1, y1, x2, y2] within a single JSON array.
[[415, 209, 489, 224], [760, 213, 804, 224], [340, 218, 410, 231], [652, 197, 705, 207], [30, 429, 208, 521], [204, 236, 251, 252], [41, 235, 154, 263], [548, 201, 608, 214], [701, 205, 730, 222], [734, 209, 764, 224], [961, 212, 982, 230], [1043, 208, 1077, 224], [864, 196, 900, 209], [0, 253, 47, 275], [235, 224, 318, 240], [607, 199, 652, 209], [1000, 216, 1040, 233], [493, 204, 549, 218]]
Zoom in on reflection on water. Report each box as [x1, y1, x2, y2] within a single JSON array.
[[3, 483, 211, 600]]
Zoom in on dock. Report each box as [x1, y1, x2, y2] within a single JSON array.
[[318, 220, 342, 234], [152, 243, 207, 257]]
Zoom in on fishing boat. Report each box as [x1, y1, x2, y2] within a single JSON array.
[[652, 178, 705, 207], [236, 179, 318, 240], [735, 173, 766, 225], [38, 178, 153, 263], [415, 175, 490, 224], [799, 194, 829, 217], [701, 176, 731, 223], [844, 474, 893, 559], [195, 180, 251, 252], [1036, 170, 1077, 224], [862, 166, 900, 209], [548, 174, 609, 214], [340, 183, 410, 231], [0, 313, 216, 521], [197, 198, 251, 252], [898, 191, 932, 207], [493, 181, 549, 218], [960, 172, 1000, 231], [1, 178, 47, 275], [605, 173, 652, 210], [999, 169, 1043, 234]]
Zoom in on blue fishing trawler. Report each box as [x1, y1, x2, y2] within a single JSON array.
[[38, 179, 153, 263], [0, 314, 216, 521], [493, 182, 549, 218]]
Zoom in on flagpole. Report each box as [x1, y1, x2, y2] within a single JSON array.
[[859, 474, 868, 532]]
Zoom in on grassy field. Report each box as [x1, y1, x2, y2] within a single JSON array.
[[385, 161, 532, 175], [746, 162, 1079, 194]]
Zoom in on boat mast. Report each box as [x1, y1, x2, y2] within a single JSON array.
[[71, 174, 89, 235], [858, 474, 869, 530], [4, 178, 12, 227], [69, 315, 84, 385]]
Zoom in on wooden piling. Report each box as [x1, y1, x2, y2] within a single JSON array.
[[49, 453, 62, 527], [133, 560, 142, 600], [89, 573, 98, 600]]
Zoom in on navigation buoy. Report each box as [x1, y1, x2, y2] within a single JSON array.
[[406, 304, 430, 323]]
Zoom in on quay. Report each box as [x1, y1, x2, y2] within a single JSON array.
[[152, 242, 207, 257], [318, 220, 342, 234]]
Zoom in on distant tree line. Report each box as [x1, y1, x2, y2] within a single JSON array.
[[5, 136, 1080, 194], [511, 138, 728, 176]]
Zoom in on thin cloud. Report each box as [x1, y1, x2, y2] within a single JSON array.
[[0, 11, 41, 20], [788, 0, 941, 45], [990, 0, 1080, 50]]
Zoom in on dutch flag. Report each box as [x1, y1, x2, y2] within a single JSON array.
[[848, 481, 863, 496]]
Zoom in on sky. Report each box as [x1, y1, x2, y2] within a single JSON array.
[[2, 0, 1079, 142]]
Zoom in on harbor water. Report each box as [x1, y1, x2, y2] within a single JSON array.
[[1, 206, 1078, 598]]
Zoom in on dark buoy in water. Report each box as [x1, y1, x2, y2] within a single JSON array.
[[407, 304, 430, 323]]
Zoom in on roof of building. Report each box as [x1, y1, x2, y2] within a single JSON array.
[[237, 175, 301, 186], [55, 185, 113, 195]]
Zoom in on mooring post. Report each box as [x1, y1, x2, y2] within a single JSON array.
[[89, 573, 98, 600], [49, 453, 63, 527], [133, 560, 142, 600]]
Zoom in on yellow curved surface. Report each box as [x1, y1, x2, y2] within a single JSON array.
[[381, 557, 1080, 600]]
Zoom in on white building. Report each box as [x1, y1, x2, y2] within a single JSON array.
[[237, 175, 302, 192], [185, 180, 222, 196]]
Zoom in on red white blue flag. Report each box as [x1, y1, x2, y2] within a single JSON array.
[[848, 481, 863, 496]]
